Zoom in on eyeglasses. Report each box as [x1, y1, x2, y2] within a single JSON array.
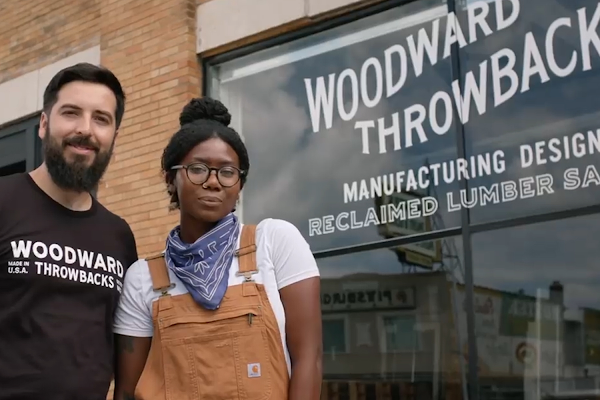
[[171, 163, 245, 188]]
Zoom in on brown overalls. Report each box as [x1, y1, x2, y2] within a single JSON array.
[[134, 225, 290, 400]]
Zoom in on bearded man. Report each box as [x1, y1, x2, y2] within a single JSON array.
[[0, 63, 138, 400]]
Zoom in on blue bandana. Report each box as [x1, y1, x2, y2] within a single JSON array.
[[164, 213, 240, 310]]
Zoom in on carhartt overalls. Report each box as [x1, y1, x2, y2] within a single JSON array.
[[134, 225, 290, 400]]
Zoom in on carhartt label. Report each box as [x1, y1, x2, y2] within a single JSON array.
[[247, 363, 261, 378]]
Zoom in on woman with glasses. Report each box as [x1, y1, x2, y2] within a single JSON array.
[[112, 97, 322, 400]]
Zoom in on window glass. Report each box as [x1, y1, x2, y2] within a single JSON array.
[[323, 317, 348, 354], [209, 0, 465, 252], [456, 0, 600, 223], [471, 214, 600, 398], [318, 235, 467, 399], [0, 128, 27, 170], [0, 116, 41, 174], [382, 315, 421, 351]]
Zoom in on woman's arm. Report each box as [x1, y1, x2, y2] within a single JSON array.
[[114, 335, 152, 400], [280, 277, 323, 400], [267, 219, 323, 400]]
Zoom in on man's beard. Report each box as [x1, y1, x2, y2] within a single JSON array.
[[43, 130, 114, 193]]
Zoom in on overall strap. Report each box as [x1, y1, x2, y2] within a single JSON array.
[[146, 254, 175, 296], [235, 224, 258, 281]]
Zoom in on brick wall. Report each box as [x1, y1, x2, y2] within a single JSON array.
[[1, 0, 201, 259], [0, 0, 101, 84], [99, 0, 201, 257]]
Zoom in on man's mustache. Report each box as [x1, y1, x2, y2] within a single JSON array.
[[63, 136, 100, 152]]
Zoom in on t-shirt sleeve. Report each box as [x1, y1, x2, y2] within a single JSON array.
[[120, 217, 139, 269], [264, 219, 320, 290], [113, 260, 154, 337]]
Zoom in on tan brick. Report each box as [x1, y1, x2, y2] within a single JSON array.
[[1, 0, 200, 258], [0, 0, 101, 83]]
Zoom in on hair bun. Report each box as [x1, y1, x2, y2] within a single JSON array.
[[179, 97, 231, 127]]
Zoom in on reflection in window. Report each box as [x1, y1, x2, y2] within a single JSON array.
[[318, 235, 467, 399], [208, 0, 463, 252], [471, 214, 600, 399], [323, 317, 348, 354], [456, 0, 600, 223], [381, 315, 420, 352]]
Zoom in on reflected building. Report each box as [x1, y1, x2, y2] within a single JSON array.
[[319, 260, 600, 399], [320, 271, 456, 400]]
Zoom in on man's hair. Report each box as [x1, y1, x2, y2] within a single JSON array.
[[42, 62, 126, 129]]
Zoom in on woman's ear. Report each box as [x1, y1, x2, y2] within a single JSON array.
[[167, 183, 176, 195], [166, 174, 179, 210]]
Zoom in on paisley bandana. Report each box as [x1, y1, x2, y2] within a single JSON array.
[[164, 213, 240, 310]]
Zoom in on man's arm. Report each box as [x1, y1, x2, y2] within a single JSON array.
[[113, 334, 151, 400]]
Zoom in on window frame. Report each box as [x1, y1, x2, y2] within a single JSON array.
[[322, 313, 351, 355], [0, 114, 42, 172]]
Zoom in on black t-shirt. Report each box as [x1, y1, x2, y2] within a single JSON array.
[[0, 173, 138, 400]]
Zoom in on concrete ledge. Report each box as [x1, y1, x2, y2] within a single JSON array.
[[307, 0, 365, 16], [0, 46, 101, 127], [196, 0, 367, 53], [196, 0, 306, 53]]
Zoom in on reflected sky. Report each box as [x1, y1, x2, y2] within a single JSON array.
[[318, 236, 464, 282], [458, 0, 600, 222], [472, 213, 600, 312], [215, 0, 460, 252], [210, 0, 600, 252]]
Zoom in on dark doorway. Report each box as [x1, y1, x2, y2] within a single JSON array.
[[0, 115, 41, 175]]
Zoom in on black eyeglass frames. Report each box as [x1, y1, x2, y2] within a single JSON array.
[[171, 163, 245, 187]]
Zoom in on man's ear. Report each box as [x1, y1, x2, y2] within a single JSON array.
[[39, 112, 48, 140]]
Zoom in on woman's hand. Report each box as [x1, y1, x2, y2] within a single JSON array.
[[280, 277, 323, 400]]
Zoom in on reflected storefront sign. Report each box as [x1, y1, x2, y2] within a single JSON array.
[[321, 286, 416, 312]]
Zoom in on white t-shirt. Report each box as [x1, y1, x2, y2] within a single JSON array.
[[113, 218, 320, 374]]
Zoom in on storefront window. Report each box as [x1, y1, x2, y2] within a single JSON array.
[[456, 0, 600, 224], [471, 214, 600, 398], [206, 0, 600, 398], [208, 0, 464, 252]]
